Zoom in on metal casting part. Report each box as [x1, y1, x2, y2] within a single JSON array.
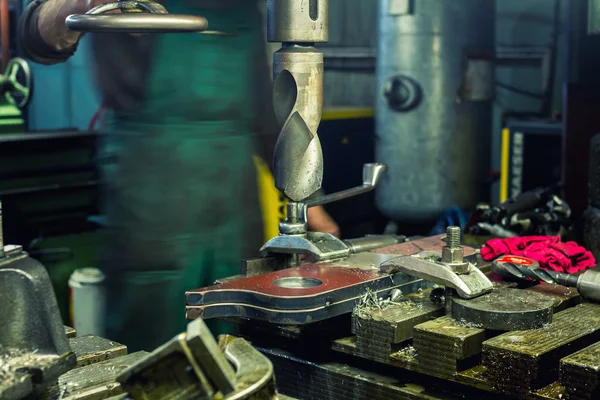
[[0, 58, 32, 108], [450, 288, 555, 330], [65, 1, 208, 33], [380, 255, 493, 299]]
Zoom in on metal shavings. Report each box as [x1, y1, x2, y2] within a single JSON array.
[[353, 288, 415, 322], [353, 288, 392, 320], [456, 319, 484, 329], [398, 345, 418, 359]]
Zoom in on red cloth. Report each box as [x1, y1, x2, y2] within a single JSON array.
[[481, 236, 596, 274]]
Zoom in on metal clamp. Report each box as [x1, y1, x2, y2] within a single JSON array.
[[65, 0, 208, 33], [260, 163, 392, 263], [380, 227, 493, 299], [0, 58, 32, 108]]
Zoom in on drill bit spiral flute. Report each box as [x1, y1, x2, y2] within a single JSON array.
[[268, 0, 328, 202]]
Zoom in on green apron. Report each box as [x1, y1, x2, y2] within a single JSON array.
[[98, 1, 265, 352]]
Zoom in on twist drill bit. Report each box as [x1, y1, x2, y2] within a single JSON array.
[[491, 255, 600, 302], [268, 0, 329, 202]]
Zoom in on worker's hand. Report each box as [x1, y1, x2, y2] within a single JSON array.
[[307, 206, 340, 238]]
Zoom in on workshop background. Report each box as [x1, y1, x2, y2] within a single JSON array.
[[0, 0, 584, 326]]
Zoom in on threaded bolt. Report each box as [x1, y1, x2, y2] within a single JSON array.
[[446, 226, 461, 248]]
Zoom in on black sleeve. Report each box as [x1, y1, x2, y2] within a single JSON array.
[[18, 0, 79, 65]]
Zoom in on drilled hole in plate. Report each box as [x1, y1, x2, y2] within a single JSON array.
[[273, 277, 323, 289]]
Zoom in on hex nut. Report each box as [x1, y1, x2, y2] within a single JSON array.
[[442, 247, 464, 264]]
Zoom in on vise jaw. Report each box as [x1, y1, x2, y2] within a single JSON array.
[[0, 204, 76, 399]]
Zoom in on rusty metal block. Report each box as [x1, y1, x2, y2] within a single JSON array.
[[68, 335, 128, 367], [354, 291, 444, 362], [483, 303, 600, 396], [560, 341, 600, 400], [413, 316, 486, 376]]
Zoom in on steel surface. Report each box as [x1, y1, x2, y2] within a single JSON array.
[[375, 0, 495, 221], [450, 288, 555, 330]]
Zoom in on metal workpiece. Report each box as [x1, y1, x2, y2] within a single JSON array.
[[375, 0, 495, 222], [267, 0, 329, 43], [65, 0, 209, 33], [449, 288, 555, 330], [0, 249, 77, 399], [441, 226, 469, 274], [272, 46, 324, 201], [381, 254, 493, 299]]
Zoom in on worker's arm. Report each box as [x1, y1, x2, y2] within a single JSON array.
[[18, 0, 99, 65]]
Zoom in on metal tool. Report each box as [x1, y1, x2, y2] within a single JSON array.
[[0, 58, 32, 108], [117, 318, 277, 400], [261, 163, 391, 266], [269, 0, 328, 202], [491, 255, 600, 302], [0, 200, 77, 399], [380, 227, 494, 300], [465, 183, 569, 237], [65, 0, 208, 33]]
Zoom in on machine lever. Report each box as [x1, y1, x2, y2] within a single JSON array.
[[304, 163, 387, 208], [65, 0, 208, 33]]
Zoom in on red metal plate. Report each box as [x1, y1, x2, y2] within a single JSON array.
[[186, 235, 475, 305]]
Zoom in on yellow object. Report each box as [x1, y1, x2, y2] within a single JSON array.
[[500, 128, 510, 203], [321, 107, 374, 121], [253, 156, 287, 243]]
